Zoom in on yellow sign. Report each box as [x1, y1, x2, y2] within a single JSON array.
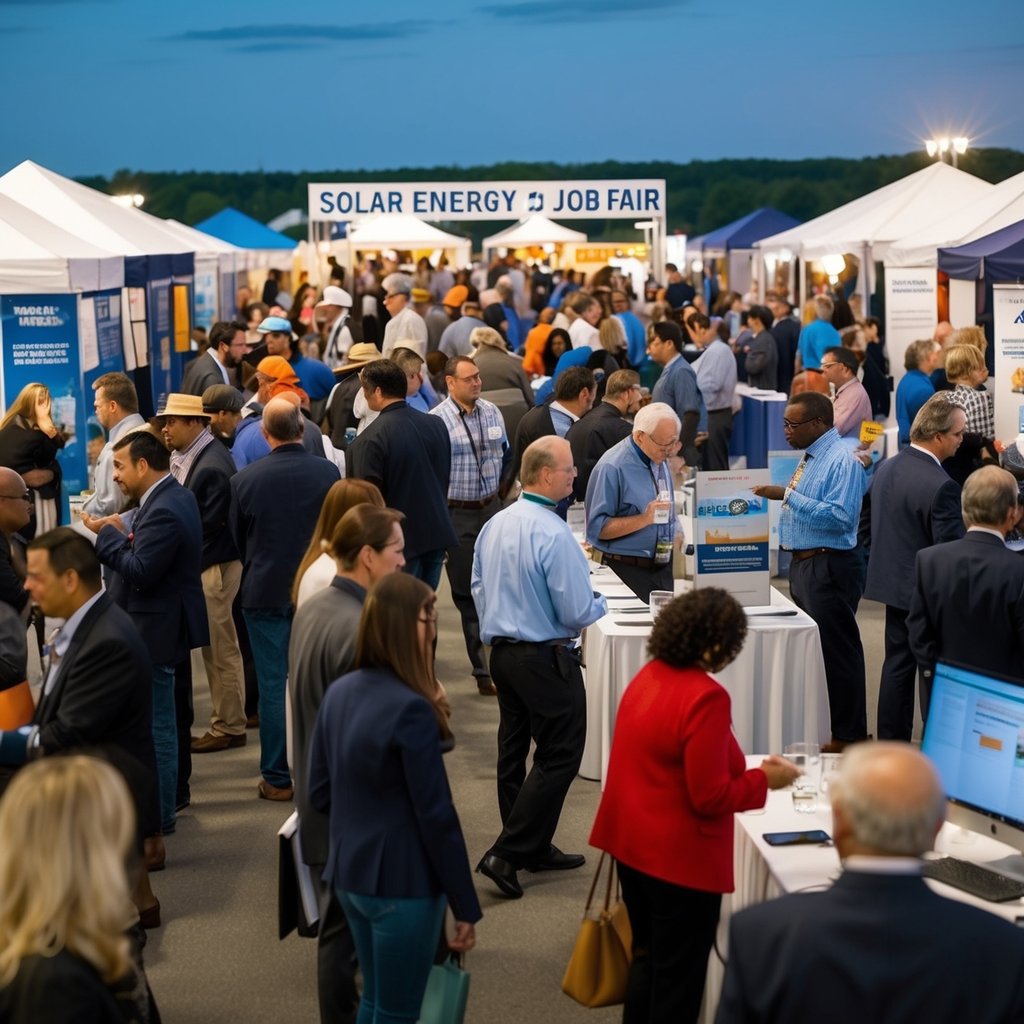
[[174, 285, 191, 353], [859, 420, 884, 444]]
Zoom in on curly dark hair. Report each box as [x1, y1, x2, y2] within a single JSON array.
[[647, 587, 747, 671]]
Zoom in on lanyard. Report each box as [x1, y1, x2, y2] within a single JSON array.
[[458, 406, 488, 494]]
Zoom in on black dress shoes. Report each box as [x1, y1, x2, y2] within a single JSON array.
[[476, 852, 523, 898], [526, 844, 586, 872]]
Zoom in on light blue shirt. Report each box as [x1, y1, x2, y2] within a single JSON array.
[[692, 338, 737, 412], [472, 495, 607, 644], [585, 437, 675, 558], [82, 413, 146, 517], [779, 427, 866, 551], [651, 354, 708, 432], [798, 319, 841, 371]]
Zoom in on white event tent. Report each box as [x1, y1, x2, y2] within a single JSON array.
[[756, 162, 994, 297], [886, 170, 1024, 268], [482, 214, 587, 252], [0, 193, 123, 293], [0, 161, 195, 260], [347, 214, 472, 266]]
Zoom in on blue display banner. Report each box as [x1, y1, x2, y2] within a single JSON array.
[[148, 277, 173, 410], [82, 290, 126, 488], [0, 294, 87, 520]]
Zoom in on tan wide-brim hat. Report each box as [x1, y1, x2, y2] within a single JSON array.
[[152, 392, 210, 422], [335, 343, 382, 373]]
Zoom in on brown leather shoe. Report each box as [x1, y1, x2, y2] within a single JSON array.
[[257, 779, 294, 802], [138, 900, 161, 929], [191, 731, 247, 753]]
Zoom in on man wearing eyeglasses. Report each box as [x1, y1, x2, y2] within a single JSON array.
[[0, 468, 32, 615], [430, 355, 509, 695], [751, 391, 869, 751], [380, 274, 428, 359], [820, 347, 872, 440], [585, 402, 682, 602]]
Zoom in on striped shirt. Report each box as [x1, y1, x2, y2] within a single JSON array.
[[430, 396, 507, 501], [169, 428, 215, 485], [779, 427, 866, 551], [949, 384, 994, 437]]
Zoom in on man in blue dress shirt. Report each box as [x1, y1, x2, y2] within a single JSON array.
[[472, 436, 607, 898], [649, 320, 706, 468], [751, 392, 869, 749]]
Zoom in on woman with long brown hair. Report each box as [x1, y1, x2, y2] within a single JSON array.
[[308, 573, 480, 1024]]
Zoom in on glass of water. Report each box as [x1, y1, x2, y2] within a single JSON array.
[[784, 742, 821, 813], [649, 590, 674, 618]]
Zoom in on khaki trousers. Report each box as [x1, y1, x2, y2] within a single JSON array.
[[200, 560, 246, 736]]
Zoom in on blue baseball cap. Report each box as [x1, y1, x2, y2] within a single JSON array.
[[257, 315, 293, 335]]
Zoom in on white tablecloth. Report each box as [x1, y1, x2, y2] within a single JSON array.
[[580, 574, 829, 783], [698, 756, 1024, 1022]]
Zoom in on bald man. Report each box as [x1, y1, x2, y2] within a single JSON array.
[[716, 744, 1024, 1024]]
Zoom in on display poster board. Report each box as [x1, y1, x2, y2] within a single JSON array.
[[81, 290, 126, 491], [148, 277, 173, 408], [0, 294, 87, 519], [694, 469, 771, 606], [884, 267, 937, 396], [993, 284, 1024, 444], [193, 264, 219, 329]]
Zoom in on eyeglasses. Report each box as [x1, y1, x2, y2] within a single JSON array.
[[782, 416, 820, 430], [453, 373, 481, 383], [0, 491, 31, 502], [644, 433, 680, 449], [819, 361, 840, 370], [383, 293, 401, 302]]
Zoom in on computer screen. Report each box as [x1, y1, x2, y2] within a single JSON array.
[[922, 660, 1024, 855]]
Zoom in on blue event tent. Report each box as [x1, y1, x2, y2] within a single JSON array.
[[700, 207, 802, 255], [938, 218, 1024, 281], [195, 207, 297, 250]]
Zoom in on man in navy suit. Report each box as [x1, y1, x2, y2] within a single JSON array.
[[230, 397, 340, 801], [862, 394, 965, 740], [716, 743, 1024, 1024], [908, 465, 1024, 714], [83, 426, 208, 835]]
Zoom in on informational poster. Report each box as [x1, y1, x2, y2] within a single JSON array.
[[694, 469, 771, 606], [174, 284, 191, 352], [148, 277, 172, 406], [0, 294, 87, 519], [194, 264, 219, 329], [884, 266, 937, 396], [993, 284, 1024, 443], [122, 286, 147, 371], [81, 290, 126, 488]]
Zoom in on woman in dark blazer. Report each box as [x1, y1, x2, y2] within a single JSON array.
[[590, 588, 799, 1024], [0, 755, 159, 1024], [309, 573, 481, 1023]]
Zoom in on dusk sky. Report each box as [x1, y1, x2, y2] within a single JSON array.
[[1, 0, 1021, 178]]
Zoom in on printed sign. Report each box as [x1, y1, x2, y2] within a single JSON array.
[[993, 284, 1024, 444], [694, 469, 771, 606]]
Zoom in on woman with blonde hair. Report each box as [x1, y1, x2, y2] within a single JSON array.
[[0, 755, 159, 1022], [309, 573, 478, 1024], [943, 343, 996, 485], [292, 478, 385, 607], [0, 382, 65, 537]]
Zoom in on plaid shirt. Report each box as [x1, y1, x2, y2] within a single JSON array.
[[431, 396, 507, 501], [169, 427, 215, 484], [949, 384, 994, 437]]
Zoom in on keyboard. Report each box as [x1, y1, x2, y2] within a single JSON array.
[[922, 857, 1024, 902]]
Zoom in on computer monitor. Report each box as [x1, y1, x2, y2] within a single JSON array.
[[921, 660, 1024, 864]]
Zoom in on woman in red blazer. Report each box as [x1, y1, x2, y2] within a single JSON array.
[[590, 588, 799, 1024]]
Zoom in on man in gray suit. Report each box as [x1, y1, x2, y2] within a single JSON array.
[[180, 320, 247, 396], [288, 503, 406, 1024]]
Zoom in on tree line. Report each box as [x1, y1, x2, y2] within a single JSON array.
[[79, 149, 1024, 246]]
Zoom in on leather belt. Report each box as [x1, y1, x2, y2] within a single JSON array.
[[448, 494, 497, 510], [789, 547, 836, 562], [492, 637, 575, 648], [598, 551, 656, 570]]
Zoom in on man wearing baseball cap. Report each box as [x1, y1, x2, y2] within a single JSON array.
[[257, 315, 335, 408], [202, 384, 244, 446], [315, 286, 354, 370], [381, 273, 428, 359]]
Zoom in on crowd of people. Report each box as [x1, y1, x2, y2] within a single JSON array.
[[0, 250, 1022, 1024]]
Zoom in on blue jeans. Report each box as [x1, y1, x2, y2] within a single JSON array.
[[403, 550, 445, 591], [338, 890, 445, 1024], [152, 663, 178, 833], [242, 607, 293, 788]]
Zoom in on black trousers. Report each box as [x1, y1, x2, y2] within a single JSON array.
[[313, 870, 358, 1024], [701, 408, 734, 472], [788, 548, 868, 741], [444, 500, 500, 682], [876, 604, 920, 741], [617, 862, 722, 1024], [174, 657, 193, 806], [489, 641, 586, 866], [606, 559, 673, 603]]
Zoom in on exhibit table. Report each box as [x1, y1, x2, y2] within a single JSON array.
[[580, 570, 829, 783], [698, 756, 1024, 1022]]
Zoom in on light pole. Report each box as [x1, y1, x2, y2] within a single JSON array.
[[924, 137, 969, 169]]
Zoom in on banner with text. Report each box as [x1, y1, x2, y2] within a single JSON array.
[[694, 469, 770, 606], [883, 266, 937, 396], [308, 179, 667, 222], [993, 284, 1024, 444], [0, 294, 87, 519]]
